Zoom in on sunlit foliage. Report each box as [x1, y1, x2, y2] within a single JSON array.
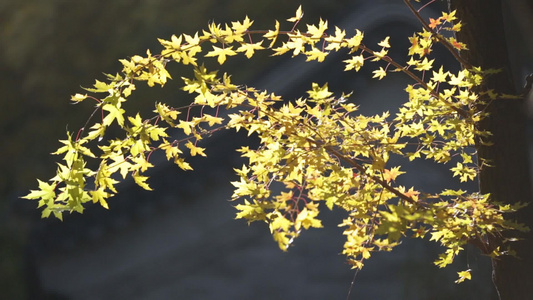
[[24, 2, 526, 283]]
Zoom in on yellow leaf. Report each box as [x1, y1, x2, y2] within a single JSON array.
[[325, 26, 346, 51], [231, 16, 254, 34], [236, 41, 264, 58], [372, 67, 387, 80], [431, 66, 448, 83], [84, 79, 113, 93], [130, 155, 154, 173], [23, 180, 56, 200], [287, 5, 303, 22], [90, 188, 111, 209], [177, 120, 194, 135], [155, 103, 179, 126], [307, 18, 328, 39], [455, 269, 472, 283], [269, 213, 292, 233], [414, 57, 434, 71], [185, 141, 206, 157], [295, 207, 323, 231], [442, 10, 457, 22], [160, 139, 181, 161], [345, 29, 363, 53], [205, 46, 237, 65], [202, 114, 224, 126], [108, 154, 133, 179], [133, 174, 153, 191], [378, 36, 390, 48], [71, 93, 88, 102], [102, 103, 126, 127], [264, 20, 280, 48], [344, 55, 364, 71], [305, 47, 328, 62], [174, 157, 193, 171], [159, 34, 182, 49], [307, 82, 332, 100]]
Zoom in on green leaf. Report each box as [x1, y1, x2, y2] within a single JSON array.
[[84, 80, 113, 93], [71, 93, 88, 102], [90, 188, 111, 209], [102, 103, 126, 127], [23, 180, 56, 201]]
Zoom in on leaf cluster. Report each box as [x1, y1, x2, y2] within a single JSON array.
[[24, 3, 527, 283]]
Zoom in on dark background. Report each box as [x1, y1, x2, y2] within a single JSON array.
[[1, 0, 531, 299]]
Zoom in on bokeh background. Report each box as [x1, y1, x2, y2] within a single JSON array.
[[1, 0, 531, 299]]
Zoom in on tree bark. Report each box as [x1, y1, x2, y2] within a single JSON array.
[[448, 1, 533, 299]]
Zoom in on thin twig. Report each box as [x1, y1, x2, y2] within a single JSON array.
[[359, 45, 470, 119], [322, 144, 424, 206], [402, 0, 472, 69]]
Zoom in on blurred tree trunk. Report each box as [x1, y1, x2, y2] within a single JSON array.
[[448, 1, 533, 299]]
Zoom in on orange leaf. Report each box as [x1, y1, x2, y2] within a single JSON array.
[[428, 17, 442, 29]]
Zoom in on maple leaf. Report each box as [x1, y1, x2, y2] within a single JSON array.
[[269, 213, 292, 233], [414, 57, 434, 71], [455, 269, 472, 284], [185, 141, 207, 157], [160, 139, 181, 161], [287, 5, 303, 23], [84, 79, 113, 93], [108, 154, 133, 179], [231, 16, 254, 34], [450, 22, 462, 32], [102, 103, 126, 127], [448, 37, 467, 50], [325, 26, 346, 51], [431, 66, 449, 82], [155, 102, 180, 125], [295, 207, 323, 230], [408, 34, 422, 56], [307, 83, 332, 99], [90, 188, 111, 209], [23, 180, 56, 201], [205, 46, 237, 64], [130, 155, 154, 173], [345, 29, 364, 53], [177, 120, 194, 135], [201, 114, 223, 126], [133, 173, 153, 191], [307, 18, 328, 39], [71, 93, 87, 102], [450, 162, 477, 182], [377, 36, 391, 48], [286, 36, 306, 56], [372, 67, 387, 80], [428, 17, 442, 29], [128, 113, 143, 128], [344, 55, 364, 71], [166, 34, 183, 49], [263, 20, 280, 48], [400, 186, 420, 201], [174, 157, 193, 171], [442, 10, 457, 22], [383, 167, 405, 183], [305, 47, 328, 62], [236, 41, 265, 58]]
